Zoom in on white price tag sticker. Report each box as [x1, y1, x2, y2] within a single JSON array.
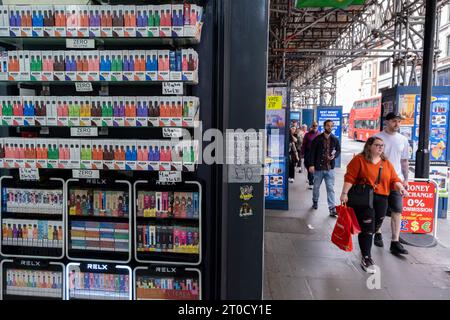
[[66, 38, 95, 49], [159, 171, 182, 183], [75, 82, 93, 92], [73, 170, 100, 179], [71, 127, 98, 137], [162, 82, 184, 95], [162, 128, 183, 138], [19, 168, 40, 181]]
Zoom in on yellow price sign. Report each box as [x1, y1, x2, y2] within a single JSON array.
[[266, 96, 283, 110]]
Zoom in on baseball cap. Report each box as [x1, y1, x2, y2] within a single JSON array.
[[385, 112, 404, 121]]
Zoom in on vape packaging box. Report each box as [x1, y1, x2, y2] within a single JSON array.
[[19, 6, 33, 37], [69, 139, 81, 169], [80, 140, 92, 169], [2, 97, 13, 125], [35, 138, 47, 169], [91, 140, 103, 170], [3, 139, 14, 168], [171, 141, 183, 171], [102, 140, 115, 170], [57, 140, 70, 169], [136, 97, 148, 127], [182, 48, 199, 83], [53, 51, 65, 81], [32, 6, 44, 37], [30, 50, 42, 81], [134, 50, 146, 81], [148, 97, 159, 127], [79, 97, 91, 126], [34, 97, 47, 126], [64, 51, 77, 81], [22, 96, 36, 126], [15, 139, 26, 168], [182, 96, 200, 127], [111, 50, 123, 81], [9, 7, 20, 37], [145, 50, 158, 81], [113, 140, 125, 170], [102, 97, 113, 127], [122, 50, 133, 81], [87, 51, 100, 81], [170, 97, 183, 127], [66, 5, 79, 37], [159, 4, 171, 37], [136, 141, 149, 171], [159, 140, 172, 171], [41, 51, 53, 81], [43, 5, 55, 37], [68, 97, 80, 127], [19, 50, 30, 81], [77, 5, 89, 37], [46, 97, 57, 126], [169, 50, 182, 81], [99, 51, 111, 81], [124, 5, 136, 37], [136, 6, 148, 37], [147, 140, 159, 171], [113, 97, 124, 127], [0, 51, 8, 80], [171, 4, 184, 37], [7, 51, 20, 81], [124, 96, 136, 127], [56, 97, 69, 127], [157, 50, 170, 81], [47, 139, 59, 169], [0, 6, 9, 36], [124, 140, 137, 170], [75, 51, 89, 81], [54, 5, 67, 37], [12, 96, 24, 126], [24, 139, 36, 168], [89, 6, 101, 37], [112, 5, 124, 37], [100, 5, 113, 37], [158, 97, 171, 127], [90, 97, 101, 127], [148, 5, 159, 37]]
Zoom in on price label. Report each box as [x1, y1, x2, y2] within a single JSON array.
[[163, 128, 183, 138], [159, 171, 182, 183], [19, 168, 40, 181], [66, 38, 95, 49], [73, 170, 100, 179], [228, 164, 263, 183], [75, 82, 93, 92], [162, 82, 184, 95], [71, 127, 98, 137], [266, 96, 283, 110]]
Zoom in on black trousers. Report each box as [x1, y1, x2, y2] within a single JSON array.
[[289, 159, 296, 179], [353, 194, 388, 258], [303, 153, 314, 185]]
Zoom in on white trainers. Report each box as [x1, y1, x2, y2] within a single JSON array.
[[289, 178, 295, 183]]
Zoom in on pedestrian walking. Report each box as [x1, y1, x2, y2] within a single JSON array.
[[295, 127, 304, 173], [373, 112, 410, 255], [301, 122, 319, 189], [308, 120, 341, 216], [289, 127, 299, 183], [340, 136, 409, 272]]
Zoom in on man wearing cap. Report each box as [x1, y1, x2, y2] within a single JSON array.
[[373, 112, 410, 255]]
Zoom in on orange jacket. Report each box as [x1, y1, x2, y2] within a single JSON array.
[[344, 154, 401, 196]]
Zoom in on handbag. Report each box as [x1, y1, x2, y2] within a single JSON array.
[[347, 162, 383, 209]]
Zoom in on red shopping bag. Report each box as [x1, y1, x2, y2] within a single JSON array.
[[332, 205, 355, 252]]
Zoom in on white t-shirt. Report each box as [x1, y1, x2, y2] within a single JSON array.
[[373, 131, 409, 181]]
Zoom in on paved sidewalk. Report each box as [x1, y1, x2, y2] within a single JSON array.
[[263, 137, 450, 300]]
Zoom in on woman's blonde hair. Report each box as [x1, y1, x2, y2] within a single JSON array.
[[360, 136, 386, 161]]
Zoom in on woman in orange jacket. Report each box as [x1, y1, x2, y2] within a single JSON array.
[[340, 137, 409, 273]]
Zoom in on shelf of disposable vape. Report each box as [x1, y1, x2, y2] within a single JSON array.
[[1, 211, 62, 220], [0, 36, 201, 47], [0, 80, 199, 86], [136, 216, 199, 222], [2, 122, 200, 129], [68, 214, 129, 221]]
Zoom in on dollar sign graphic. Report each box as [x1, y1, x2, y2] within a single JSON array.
[[411, 221, 420, 232]]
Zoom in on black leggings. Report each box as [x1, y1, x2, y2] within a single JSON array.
[[353, 194, 388, 258]]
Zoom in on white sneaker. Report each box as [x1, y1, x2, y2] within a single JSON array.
[[308, 185, 313, 190], [289, 178, 294, 183]]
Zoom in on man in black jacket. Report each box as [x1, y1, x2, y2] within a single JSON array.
[[308, 119, 341, 217]]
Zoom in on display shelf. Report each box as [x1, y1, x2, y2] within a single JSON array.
[[136, 216, 199, 222], [0, 80, 198, 86], [0, 36, 200, 48], [1, 212, 62, 220]]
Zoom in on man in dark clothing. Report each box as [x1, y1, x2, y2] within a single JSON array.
[[301, 122, 319, 189], [308, 119, 341, 217]]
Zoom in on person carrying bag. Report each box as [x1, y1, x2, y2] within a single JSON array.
[[339, 137, 409, 273]]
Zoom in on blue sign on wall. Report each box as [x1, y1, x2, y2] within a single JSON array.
[[316, 106, 343, 168]]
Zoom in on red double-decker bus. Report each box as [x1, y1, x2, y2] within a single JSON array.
[[348, 96, 382, 142]]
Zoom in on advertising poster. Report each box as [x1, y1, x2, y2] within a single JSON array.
[[316, 106, 342, 168], [412, 95, 449, 164], [398, 94, 416, 126], [430, 166, 449, 198], [401, 181, 437, 234]]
